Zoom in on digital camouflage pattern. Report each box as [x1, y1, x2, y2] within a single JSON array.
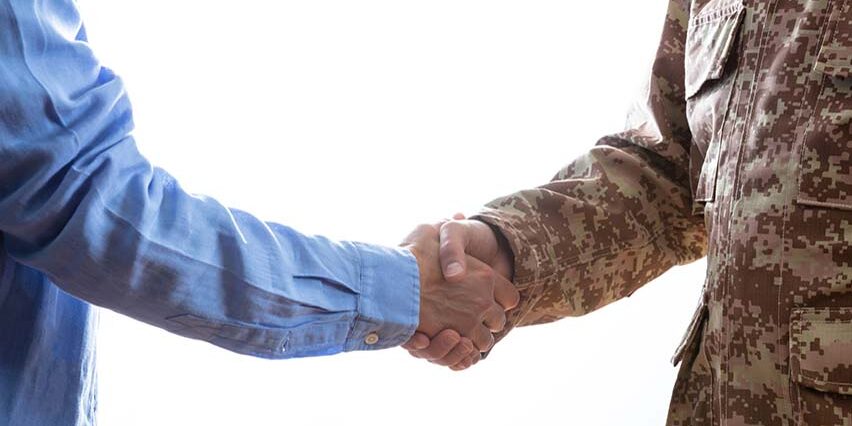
[[474, 0, 851, 424]]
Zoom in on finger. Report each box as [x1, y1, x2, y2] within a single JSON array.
[[469, 352, 482, 367], [450, 352, 481, 371], [410, 329, 460, 360], [482, 305, 507, 333], [400, 223, 439, 247], [439, 221, 470, 280], [494, 274, 520, 311], [449, 363, 468, 371], [430, 338, 475, 367], [401, 332, 430, 351], [452, 212, 466, 220], [471, 325, 495, 352]]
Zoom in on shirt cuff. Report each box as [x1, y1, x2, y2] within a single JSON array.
[[344, 242, 420, 352]]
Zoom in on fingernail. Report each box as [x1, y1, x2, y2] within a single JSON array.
[[445, 262, 463, 277]]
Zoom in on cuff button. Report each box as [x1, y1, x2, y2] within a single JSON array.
[[364, 332, 380, 345]]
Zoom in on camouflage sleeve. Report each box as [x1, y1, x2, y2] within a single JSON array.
[[474, 0, 707, 339]]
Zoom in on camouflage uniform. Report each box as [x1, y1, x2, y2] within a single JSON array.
[[474, 0, 851, 424]]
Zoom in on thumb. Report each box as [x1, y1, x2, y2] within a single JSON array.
[[439, 220, 470, 280], [494, 274, 521, 311]]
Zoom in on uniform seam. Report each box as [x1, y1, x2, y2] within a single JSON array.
[[514, 227, 669, 290], [785, 5, 838, 420], [796, 198, 852, 210], [718, 2, 781, 421], [796, 376, 852, 388], [794, 0, 835, 206]]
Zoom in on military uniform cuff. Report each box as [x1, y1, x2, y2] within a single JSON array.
[[472, 193, 559, 287]]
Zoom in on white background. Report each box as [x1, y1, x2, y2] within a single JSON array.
[[76, 1, 707, 425]]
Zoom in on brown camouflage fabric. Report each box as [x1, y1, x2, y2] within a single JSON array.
[[473, 0, 852, 424]]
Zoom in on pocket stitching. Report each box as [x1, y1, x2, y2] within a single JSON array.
[[691, 1, 745, 27], [685, 2, 746, 99], [688, 5, 746, 202], [789, 307, 852, 394], [813, 0, 851, 76]]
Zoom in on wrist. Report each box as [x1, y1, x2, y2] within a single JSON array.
[[476, 219, 515, 281], [399, 243, 434, 333]]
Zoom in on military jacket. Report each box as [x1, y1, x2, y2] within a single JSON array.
[[476, 0, 852, 424]]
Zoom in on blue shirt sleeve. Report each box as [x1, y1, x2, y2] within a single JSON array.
[[0, 0, 420, 359]]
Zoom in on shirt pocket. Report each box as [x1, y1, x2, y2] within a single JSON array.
[[685, 0, 746, 203], [797, 0, 852, 209], [789, 307, 852, 424]]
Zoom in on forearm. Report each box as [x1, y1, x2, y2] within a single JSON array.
[[0, 0, 420, 359], [475, 0, 706, 334], [477, 145, 705, 321]]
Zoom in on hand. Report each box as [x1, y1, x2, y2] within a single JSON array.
[[438, 214, 514, 283], [401, 223, 518, 352], [402, 330, 481, 371], [403, 214, 517, 370]]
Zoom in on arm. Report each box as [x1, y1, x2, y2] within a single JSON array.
[[410, 0, 707, 367], [475, 0, 706, 332], [0, 0, 421, 359]]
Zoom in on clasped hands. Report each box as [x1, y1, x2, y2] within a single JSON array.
[[400, 215, 516, 371]]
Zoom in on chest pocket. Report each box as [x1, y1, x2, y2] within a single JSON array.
[[685, 0, 746, 203], [797, 0, 852, 209]]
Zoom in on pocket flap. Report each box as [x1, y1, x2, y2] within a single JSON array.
[[685, 0, 746, 98], [814, 0, 851, 79], [790, 307, 852, 395]]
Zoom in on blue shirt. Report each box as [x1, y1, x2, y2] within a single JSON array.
[[0, 1, 421, 425]]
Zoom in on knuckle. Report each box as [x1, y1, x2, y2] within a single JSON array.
[[442, 221, 463, 234], [482, 269, 497, 287]]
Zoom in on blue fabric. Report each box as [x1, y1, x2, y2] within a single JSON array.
[[0, 1, 421, 424]]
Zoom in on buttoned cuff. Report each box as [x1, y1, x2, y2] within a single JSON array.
[[344, 242, 420, 352]]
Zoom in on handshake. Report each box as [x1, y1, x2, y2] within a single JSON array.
[[399, 215, 519, 371]]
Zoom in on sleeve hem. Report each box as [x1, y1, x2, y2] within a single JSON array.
[[472, 203, 553, 287]]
